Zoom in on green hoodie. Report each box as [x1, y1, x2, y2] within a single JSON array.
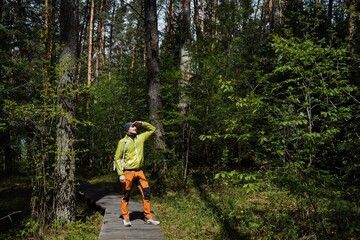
[[115, 122, 155, 176]]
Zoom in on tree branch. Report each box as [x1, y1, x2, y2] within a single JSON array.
[[121, 0, 145, 21], [0, 211, 22, 222]]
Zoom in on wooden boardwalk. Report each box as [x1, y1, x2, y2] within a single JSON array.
[[76, 180, 165, 240]]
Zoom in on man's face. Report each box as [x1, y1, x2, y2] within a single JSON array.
[[127, 125, 137, 135]]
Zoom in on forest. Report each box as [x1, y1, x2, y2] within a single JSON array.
[[1, 0, 360, 239]]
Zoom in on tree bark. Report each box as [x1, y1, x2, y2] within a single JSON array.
[[101, 0, 107, 72], [179, 0, 191, 115], [54, 0, 78, 221], [87, 0, 95, 86], [144, 0, 165, 151], [194, 0, 201, 39], [254, 0, 261, 20], [108, 1, 116, 80], [328, 0, 333, 23], [77, 0, 90, 83], [166, 0, 174, 35], [349, 0, 357, 54], [95, 0, 104, 81], [269, 0, 274, 31], [278, 0, 282, 27], [212, 0, 217, 41], [261, 0, 266, 37], [131, 5, 143, 69], [201, 0, 205, 33]]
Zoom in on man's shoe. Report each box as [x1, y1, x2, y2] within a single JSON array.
[[145, 218, 160, 225], [123, 219, 131, 227]]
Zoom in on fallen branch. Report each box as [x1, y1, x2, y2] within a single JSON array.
[[0, 211, 22, 222]]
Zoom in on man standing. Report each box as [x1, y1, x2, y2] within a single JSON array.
[[115, 121, 160, 227]]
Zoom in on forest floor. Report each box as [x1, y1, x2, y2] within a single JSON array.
[[86, 171, 312, 240], [0, 174, 102, 239], [1, 171, 354, 239]]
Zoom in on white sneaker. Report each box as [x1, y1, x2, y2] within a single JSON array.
[[123, 219, 131, 227], [145, 218, 160, 225]]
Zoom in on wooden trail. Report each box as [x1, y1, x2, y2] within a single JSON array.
[[76, 180, 165, 240]]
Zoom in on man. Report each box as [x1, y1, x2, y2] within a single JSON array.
[[115, 121, 160, 227]]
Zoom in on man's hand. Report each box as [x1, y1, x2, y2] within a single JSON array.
[[119, 175, 126, 183], [132, 121, 143, 128]]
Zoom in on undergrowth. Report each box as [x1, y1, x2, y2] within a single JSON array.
[[0, 174, 103, 240]]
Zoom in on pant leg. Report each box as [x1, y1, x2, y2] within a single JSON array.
[[135, 170, 153, 219], [121, 171, 134, 219]]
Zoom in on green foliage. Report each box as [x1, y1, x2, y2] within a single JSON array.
[[48, 214, 103, 240], [214, 170, 269, 193]]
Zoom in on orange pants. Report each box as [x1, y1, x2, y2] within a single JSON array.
[[121, 170, 153, 220]]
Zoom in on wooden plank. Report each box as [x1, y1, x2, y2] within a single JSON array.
[[76, 180, 165, 240]]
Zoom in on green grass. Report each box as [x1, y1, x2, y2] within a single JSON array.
[[3, 171, 358, 239], [85, 171, 359, 239]]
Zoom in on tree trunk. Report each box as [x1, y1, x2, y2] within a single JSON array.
[[108, 1, 116, 80], [201, 0, 205, 33], [349, 0, 356, 54], [87, 0, 95, 86], [254, 0, 261, 19], [194, 0, 201, 39], [78, 0, 89, 53], [269, 0, 274, 31], [95, 0, 104, 82], [44, 0, 50, 93], [179, 0, 192, 182], [179, 0, 191, 115], [212, 0, 217, 41], [166, 0, 174, 35], [77, 0, 90, 83], [261, 0, 266, 37], [278, 0, 282, 27], [54, 0, 78, 221], [144, 0, 166, 151], [131, 6, 143, 69], [101, 0, 107, 72], [328, 0, 333, 23]]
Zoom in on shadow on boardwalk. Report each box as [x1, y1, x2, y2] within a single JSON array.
[[76, 180, 165, 240]]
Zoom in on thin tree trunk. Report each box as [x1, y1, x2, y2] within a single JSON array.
[[87, 0, 95, 86], [45, 0, 49, 56], [179, 0, 192, 182], [166, 0, 174, 35], [194, 0, 201, 39], [95, 0, 104, 81], [201, 0, 205, 33], [44, 0, 50, 93], [328, 0, 333, 23], [269, 0, 274, 31], [108, 1, 116, 80], [78, 0, 89, 53], [144, 0, 166, 151], [77, 0, 90, 83], [212, 0, 217, 41], [54, 0, 78, 221], [254, 0, 261, 19], [131, 7, 143, 69], [349, 0, 356, 54], [144, 42, 146, 67], [50, 0, 56, 67], [278, 0, 282, 27], [179, 0, 191, 115], [261, 0, 266, 37], [120, 41, 124, 74], [101, 0, 107, 72]]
